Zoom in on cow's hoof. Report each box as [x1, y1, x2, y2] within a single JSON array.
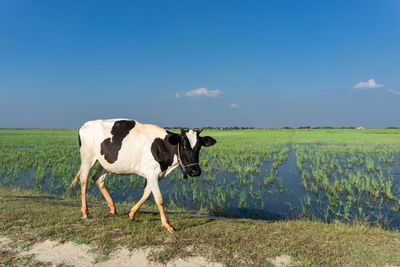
[[82, 214, 91, 220], [129, 212, 136, 221], [163, 224, 176, 233], [110, 211, 118, 216]]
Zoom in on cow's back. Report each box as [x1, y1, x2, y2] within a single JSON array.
[[79, 119, 167, 175]]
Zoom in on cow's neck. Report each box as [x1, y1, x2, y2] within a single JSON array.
[[158, 144, 180, 179]]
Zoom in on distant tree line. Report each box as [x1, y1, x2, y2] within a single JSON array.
[[165, 126, 400, 130], [283, 126, 357, 129], [164, 126, 255, 130]]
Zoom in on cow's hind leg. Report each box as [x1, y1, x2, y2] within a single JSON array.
[[93, 166, 116, 215], [148, 177, 175, 233], [79, 160, 95, 219], [129, 183, 151, 220]]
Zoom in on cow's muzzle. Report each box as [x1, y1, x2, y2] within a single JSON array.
[[188, 168, 201, 177]]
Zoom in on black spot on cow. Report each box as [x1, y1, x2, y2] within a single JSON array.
[[78, 133, 82, 148], [151, 131, 180, 172], [100, 120, 136, 163]]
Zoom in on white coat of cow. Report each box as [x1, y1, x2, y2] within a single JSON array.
[[70, 119, 216, 232]]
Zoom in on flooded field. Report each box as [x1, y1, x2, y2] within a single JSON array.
[[1, 129, 400, 229]]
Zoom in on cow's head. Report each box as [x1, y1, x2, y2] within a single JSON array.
[[175, 128, 216, 177]]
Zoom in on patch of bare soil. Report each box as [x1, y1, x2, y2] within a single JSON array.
[[2, 235, 301, 266], [0, 236, 12, 248], [268, 254, 299, 266], [2, 236, 222, 267]]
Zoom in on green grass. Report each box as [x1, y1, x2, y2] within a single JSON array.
[[1, 128, 400, 228], [0, 249, 42, 267], [1, 194, 400, 266], [0, 128, 77, 135]]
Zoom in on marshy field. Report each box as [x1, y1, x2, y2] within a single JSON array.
[[1, 128, 400, 265]]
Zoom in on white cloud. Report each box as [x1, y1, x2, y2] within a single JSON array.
[[176, 88, 222, 98], [229, 103, 240, 108], [354, 79, 384, 90], [387, 89, 400, 95], [186, 87, 222, 97]]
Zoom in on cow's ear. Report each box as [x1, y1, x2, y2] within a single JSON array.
[[200, 136, 216, 147], [168, 134, 180, 145]]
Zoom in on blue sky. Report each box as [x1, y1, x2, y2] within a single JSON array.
[[1, 1, 399, 128]]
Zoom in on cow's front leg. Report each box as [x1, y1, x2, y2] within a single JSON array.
[[129, 184, 151, 220], [148, 178, 175, 233]]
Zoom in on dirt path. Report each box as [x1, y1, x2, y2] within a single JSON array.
[[0, 236, 222, 267], [0, 235, 298, 266]]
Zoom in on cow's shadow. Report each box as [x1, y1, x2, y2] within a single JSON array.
[[104, 207, 289, 230], [208, 207, 288, 222], [113, 210, 215, 229]]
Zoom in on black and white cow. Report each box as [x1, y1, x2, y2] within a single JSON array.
[[70, 119, 216, 232]]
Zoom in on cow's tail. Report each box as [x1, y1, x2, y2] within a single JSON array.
[[70, 168, 81, 188]]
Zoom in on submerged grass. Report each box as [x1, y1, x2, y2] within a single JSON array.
[[1, 128, 400, 228]]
